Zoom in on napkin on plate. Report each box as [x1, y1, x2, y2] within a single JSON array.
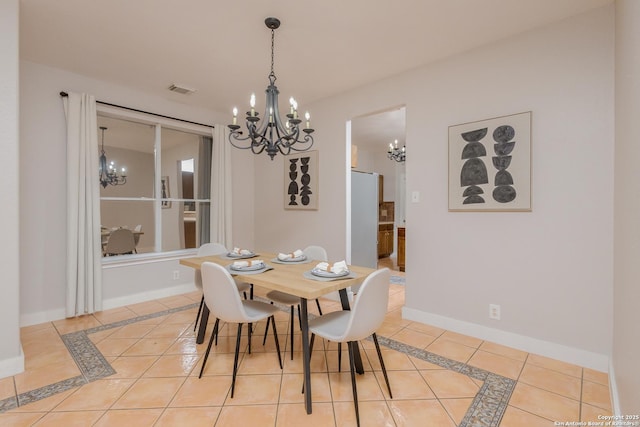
[[315, 261, 349, 274], [277, 249, 305, 260], [232, 247, 253, 255], [233, 259, 264, 268]]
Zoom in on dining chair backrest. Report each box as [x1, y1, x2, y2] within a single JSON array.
[[340, 267, 390, 342], [104, 228, 136, 255], [197, 242, 228, 256], [201, 261, 248, 323], [133, 224, 142, 246], [303, 245, 328, 262], [194, 243, 228, 288]]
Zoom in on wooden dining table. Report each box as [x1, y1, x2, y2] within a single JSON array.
[[179, 252, 376, 415]]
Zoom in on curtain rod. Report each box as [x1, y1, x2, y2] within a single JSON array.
[[59, 91, 215, 129]]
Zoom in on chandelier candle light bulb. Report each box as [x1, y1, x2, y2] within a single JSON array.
[[227, 16, 315, 160]]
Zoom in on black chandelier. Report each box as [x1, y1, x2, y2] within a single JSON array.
[[98, 126, 127, 188], [228, 17, 314, 160], [387, 139, 406, 162]]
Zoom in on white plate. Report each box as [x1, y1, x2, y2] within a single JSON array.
[[227, 252, 255, 259], [230, 262, 265, 271], [279, 255, 307, 262], [311, 268, 350, 278]]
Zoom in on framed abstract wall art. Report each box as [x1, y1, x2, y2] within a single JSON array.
[[284, 150, 318, 210], [448, 111, 532, 212]]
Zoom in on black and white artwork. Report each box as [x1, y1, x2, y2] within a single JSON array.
[[284, 151, 318, 210], [161, 176, 171, 209], [448, 112, 531, 211]]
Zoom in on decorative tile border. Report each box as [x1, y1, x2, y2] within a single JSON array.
[[1, 300, 514, 427], [390, 275, 406, 285], [377, 335, 515, 427]]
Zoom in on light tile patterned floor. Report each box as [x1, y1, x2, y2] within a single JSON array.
[[0, 264, 612, 426]]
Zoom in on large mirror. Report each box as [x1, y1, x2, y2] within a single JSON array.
[[97, 115, 209, 256]]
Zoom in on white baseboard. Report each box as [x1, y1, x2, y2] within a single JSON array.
[[102, 283, 198, 311], [402, 306, 610, 372], [0, 345, 24, 379], [608, 360, 621, 416], [20, 283, 199, 327], [21, 308, 66, 327]]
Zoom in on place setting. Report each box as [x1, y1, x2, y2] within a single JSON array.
[[225, 258, 273, 275], [304, 260, 356, 281], [271, 249, 311, 264], [220, 247, 258, 260]]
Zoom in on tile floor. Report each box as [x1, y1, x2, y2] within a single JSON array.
[[0, 263, 612, 426]]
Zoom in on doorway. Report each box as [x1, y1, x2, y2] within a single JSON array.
[[347, 106, 406, 272]]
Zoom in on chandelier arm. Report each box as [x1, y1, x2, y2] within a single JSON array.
[[228, 131, 255, 150], [288, 134, 314, 152]]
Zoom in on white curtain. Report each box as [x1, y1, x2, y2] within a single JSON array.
[[63, 92, 102, 317], [211, 126, 233, 249]]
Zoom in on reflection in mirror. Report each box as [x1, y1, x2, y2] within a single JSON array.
[[97, 115, 212, 256], [101, 200, 154, 254]]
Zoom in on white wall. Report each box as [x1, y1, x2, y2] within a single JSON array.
[[613, 0, 640, 414], [19, 60, 255, 325], [0, 0, 23, 378], [254, 6, 614, 370]]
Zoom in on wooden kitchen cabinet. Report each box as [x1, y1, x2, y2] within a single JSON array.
[[397, 227, 405, 271], [377, 223, 393, 258]]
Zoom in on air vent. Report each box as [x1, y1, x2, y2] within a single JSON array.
[[168, 84, 196, 95]]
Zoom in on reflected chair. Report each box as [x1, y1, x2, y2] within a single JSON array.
[[193, 243, 253, 333], [198, 262, 283, 397], [133, 224, 142, 253], [263, 245, 327, 359], [307, 267, 393, 427], [103, 228, 136, 256]]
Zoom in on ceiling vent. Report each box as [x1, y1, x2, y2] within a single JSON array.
[[168, 84, 196, 95]]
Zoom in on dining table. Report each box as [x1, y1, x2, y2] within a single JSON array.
[[179, 251, 376, 415]]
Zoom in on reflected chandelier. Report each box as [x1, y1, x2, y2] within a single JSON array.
[[98, 126, 127, 188], [387, 139, 406, 162], [228, 17, 315, 160]]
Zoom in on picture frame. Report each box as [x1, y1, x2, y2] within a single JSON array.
[[161, 176, 171, 209], [448, 111, 532, 212], [284, 150, 319, 210]]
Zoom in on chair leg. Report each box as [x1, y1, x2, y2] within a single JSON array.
[[373, 333, 392, 398], [198, 318, 219, 378], [248, 322, 252, 354], [338, 343, 342, 372], [315, 298, 323, 315], [230, 323, 243, 398], [250, 284, 254, 299], [289, 305, 295, 360], [243, 291, 247, 300], [270, 315, 283, 369], [347, 341, 361, 427], [194, 295, 204, 332]]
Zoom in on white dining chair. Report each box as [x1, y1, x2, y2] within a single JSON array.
[[103, 228, 136, 256], [198, 262, 283, 397], [193, 243, 253, 332], [263, 245, 327, 359], [307, 267, 393, 427], [133, 224, 142, 253]]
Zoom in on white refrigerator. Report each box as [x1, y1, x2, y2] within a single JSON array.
[[351, 171, 379, 269]]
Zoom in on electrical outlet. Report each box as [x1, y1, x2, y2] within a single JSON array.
[[411, 191, 420, 203], [173, 270, 180, 280], [489, 304, 501, 320]]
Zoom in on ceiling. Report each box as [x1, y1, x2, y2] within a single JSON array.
[[20, 0, 611, 151]]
